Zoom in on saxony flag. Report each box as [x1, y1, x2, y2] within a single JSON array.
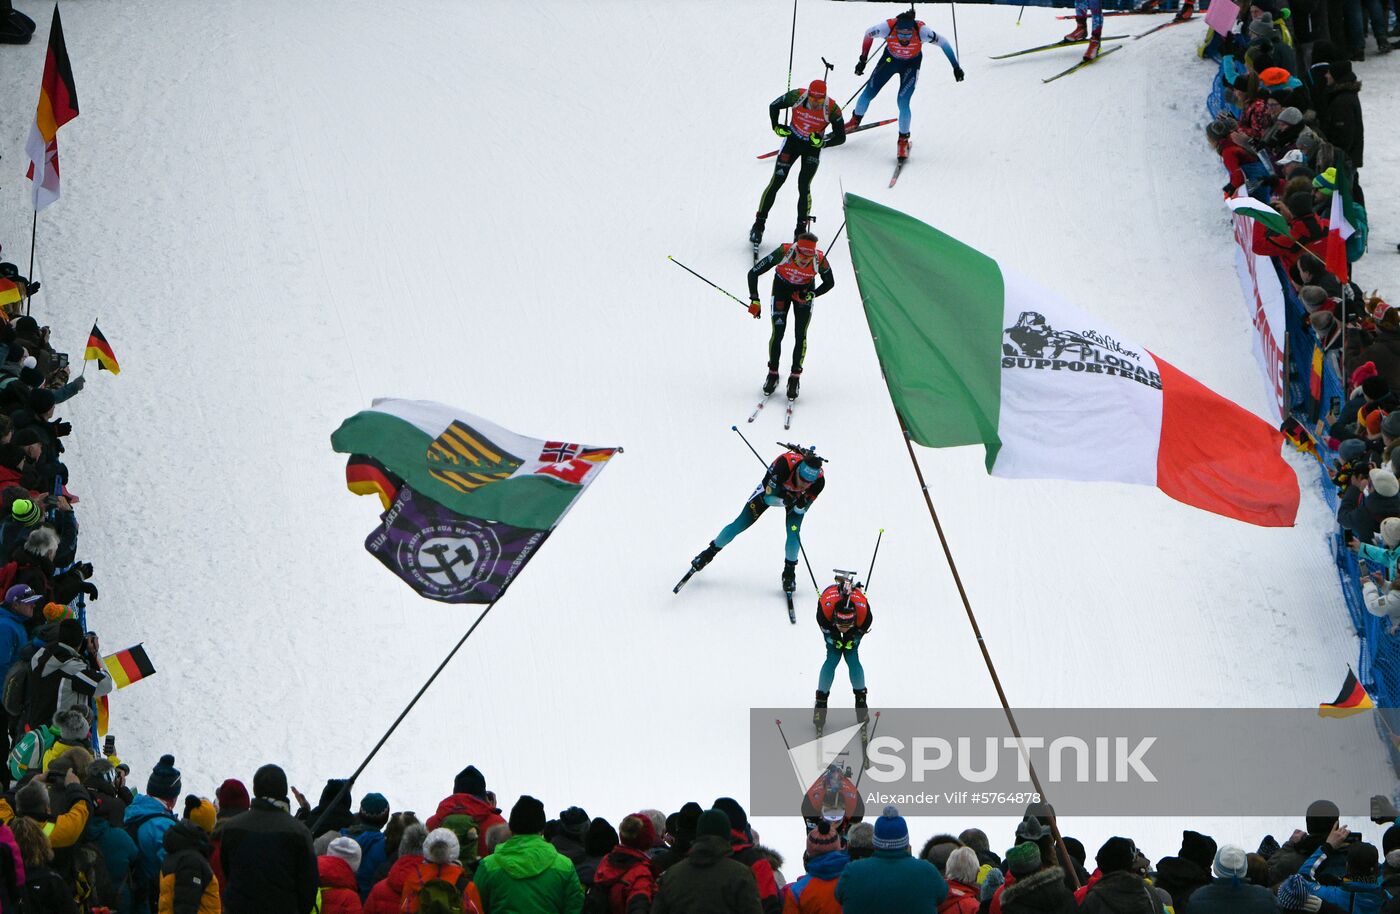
[[83, 322, 119, 374], [25, 6, 79, 211], [844, 193, 1299, 527]]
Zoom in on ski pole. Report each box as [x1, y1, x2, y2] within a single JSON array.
[[864, 528, 884, 591], [667, 256, 752, 313], [1017, 2, 1027, 25], [775, 717, 794, 752], [853, 711, 881, 789], [842, 77, 870, 109], [951, 2, 961, 59], [785, 0, 799, 122], [731, 425, 821, 591]]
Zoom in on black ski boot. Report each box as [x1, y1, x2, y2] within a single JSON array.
[[854, 688, 869, 724], [782, 559, 797, 594], [855, 688, 871, 768], [786, 373, 801, 400], [691, 541, 721, 572], [794, 216, 810, 239], [749, 214, 766, 246], [813, 689, 829, 733], [763, 370, 780, 396]]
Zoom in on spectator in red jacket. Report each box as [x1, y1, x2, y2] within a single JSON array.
[[364, 823, 425, 914], [1207, 118, 1261, 194], [939, 847, 981, 913], [318, 836, 364, 914], [425, 766, 506, 860], [713, 798, 782, 914], [593, 813, 660, 914]]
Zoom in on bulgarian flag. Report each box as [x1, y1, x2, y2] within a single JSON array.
[[1324, 160, 1357, 284], [1225, 196, 1291, 238], [25, 6, 79, 211], [844, 194, 1299, 527]]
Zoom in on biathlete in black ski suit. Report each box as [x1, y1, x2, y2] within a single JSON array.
[[747, 233, 835, 401], [687, 447, 826, 594], [749, 79, 846, 247]]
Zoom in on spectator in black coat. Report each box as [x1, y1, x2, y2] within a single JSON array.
[[1322, 59, 1363, 168], [1155, 830, 1217, 911], [1338, 468, 1400, 543], [547, 805, 589, 866], [219, 763, 318, 914]]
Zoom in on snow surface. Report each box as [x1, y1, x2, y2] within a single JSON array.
[[2, 0, 1400, 871]]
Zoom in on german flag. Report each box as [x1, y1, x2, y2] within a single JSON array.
[[96, 694, 108, 738], [346, 454, 402, 510], [1310, 345, 1323, 401], [103, 644, 155, 690], [1319, 668, 1374, 718], [83, 322, 119, 374], [425, 420, 522, 494], [0, 279, 20, 310], [25, 6, 78, 211]]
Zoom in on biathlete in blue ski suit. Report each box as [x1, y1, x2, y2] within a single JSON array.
[[813, 575, 873, 732], [848, 9, 963, 161], [686, 448, 826, 594]]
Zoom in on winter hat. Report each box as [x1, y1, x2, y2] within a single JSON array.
[[15, 781, 47, 818], [558, 805, 589, 839], [1386, 848, 1400, 872], [10, 428, 39, 449], [16, 368, 41, 388], [1213, 844, 1249, 879], [399, 823, 428, 857], [216, 778, 250, 814], [1097, 837, 1137, 874], [1180, 830, 1218, 869], [1314, 167, 1338, 195], [1364, 376, 1392, 403], [1372, 468, 1400, 497], [872, 804, 910, 851], [1006, 841, 1042, 877], [1385, 825, 1400, 855], [183, 796, 216, 835], [452, 765, 487, 799], [1331, 58, 1355, 81], [712, 797, 750, 836], [146, 755, 182, 801], [1381, 518, 1400, 549], [1297, 128, 1321, 155], [672, 802, 702, 843], [4, 584, 40, 608], [253, 763, 289, 801], [28, 390, 54, 416], [1339, 438, 1369, 462], [1306, 800, 1341, 835], [9, 498, 39, 527], [1364, 407, 1386, 435], [697, 808, 732, 840], [359, 792, 389, 819], [1206, 119, 1232, 140], [1015, 814, 1051, 843], [54, 708, 88, 743], [1275, 873, 1315, 909], [1300, 286, 1330, 312], [327, 834, 364, 871], [423, 827, 460, 865], [1348, 842, 1380, 877], [1259, 66, 1291, 87], [1386, 414, 1400, 439], [1277, 107, 1304, 126], [806, 820, 841, 857], [585, 818, 619, 856], [508, 795, 546, 835], [806, 79, 826, 99], [620, 812, 656, 851]]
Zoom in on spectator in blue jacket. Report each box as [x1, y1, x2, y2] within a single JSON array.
[[1300, 827, 1391, 913], [835, 805, 946, 913], [124, 755, 182, 894]]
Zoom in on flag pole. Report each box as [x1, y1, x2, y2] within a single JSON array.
[[893, 412, 1080, 889], [25, 212, 36, 317], [308, 598, 500, 837]]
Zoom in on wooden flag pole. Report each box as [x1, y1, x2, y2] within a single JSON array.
[[893, 411, 1080, 889]]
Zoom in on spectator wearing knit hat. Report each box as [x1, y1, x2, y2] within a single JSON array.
[[474, 795, 583, 914], [331, 791, 391, 898], [592, 812, 661, 913], [1155, 830, 1217, 910], [1184, 845, 1275, 912], [994, 841, 1076, 914], [835, 805, 947, 913], [711, 797, 782, 914], [651, 808, 762, 914], [426, 764, 506, 860], [124, 753, 182, 896], [317, 835, 363, 914], [160, 810, 220, 914], [784, 820, 849, 911], [1276, 873, 1346, 912], [363, 822, 427, 914], [23, 615, 108, 732], [219, 763, 318, 914], [1079, 837, 1152, 913], [548, 805, 590, 866], [1339, 468, 1400, 544], [1300, 826, 1388, 912]]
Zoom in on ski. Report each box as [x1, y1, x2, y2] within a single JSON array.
[[889, 158, 906, 188], [1042, 44, 1123, 82], [786, 591, 797, 623], [784, 398, 796, 430], [672, 568, 697, 594], [756, 118, 898, 159], [748, 391, 773, 423], [1057, 8, 1171, 16], [989, 36, 1127, 59], [1135, 17, 1192, 37]]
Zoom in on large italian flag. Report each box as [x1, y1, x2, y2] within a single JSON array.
[[843, 194, 1299, 527]]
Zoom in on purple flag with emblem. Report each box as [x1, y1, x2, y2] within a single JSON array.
[[365, 485, 552, 603]]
